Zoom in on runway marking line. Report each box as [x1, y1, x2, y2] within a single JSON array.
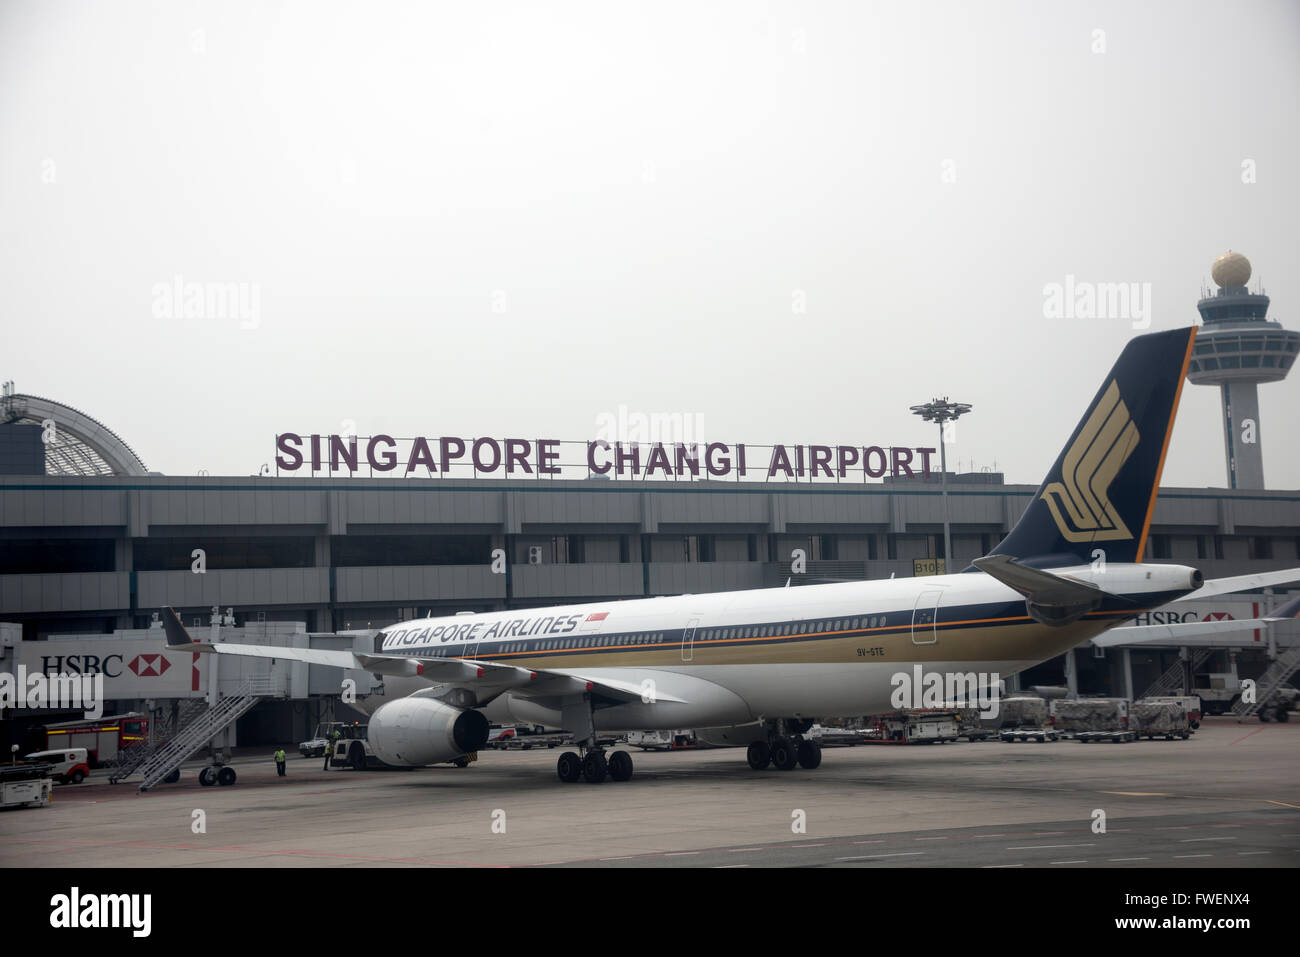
[[1228, 726, 1269, 747], [1173, 854, 1213, 859], [1006, 843, 1094, 850]]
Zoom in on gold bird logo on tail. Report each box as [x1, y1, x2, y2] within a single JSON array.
[[1040, 380, 1138, 543]]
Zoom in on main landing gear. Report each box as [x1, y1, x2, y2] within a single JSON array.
[[746, 719, 822, 772], [556, 747, 634, 784], [555, 695, 635, 784]]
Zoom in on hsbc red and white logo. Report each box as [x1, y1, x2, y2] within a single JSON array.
[[127, 654, 172, 677]]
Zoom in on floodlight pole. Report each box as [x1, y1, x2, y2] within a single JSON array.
[[938, 419, 950, 568], [909, 398, 972, 572]]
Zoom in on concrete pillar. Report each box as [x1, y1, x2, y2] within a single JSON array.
[[1121, 648, 1134, 700], [1064, 648, 1078, 698], [1221, 381, 1264, 490]]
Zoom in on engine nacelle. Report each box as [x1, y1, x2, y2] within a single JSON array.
[[367, 695, 490, 767]]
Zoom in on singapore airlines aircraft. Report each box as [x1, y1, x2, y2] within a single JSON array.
[[162, 326, 1300, 783]]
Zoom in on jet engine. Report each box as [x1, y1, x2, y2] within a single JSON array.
[[367, 695, 490, 767]]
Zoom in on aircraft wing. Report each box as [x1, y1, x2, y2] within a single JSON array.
[[1169, 567, 1300, 602], [160, 606, 682, 705], [1091, 594, 1300, 647], [1091, 617, 1273, 647]]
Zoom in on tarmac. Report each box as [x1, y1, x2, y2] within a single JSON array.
[[1, 717, 1296, 868]]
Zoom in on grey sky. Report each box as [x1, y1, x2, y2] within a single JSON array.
[[2, 0, 1297, 487]]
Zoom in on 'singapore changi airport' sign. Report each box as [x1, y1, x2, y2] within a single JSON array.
[[274, 434, 939, 482]]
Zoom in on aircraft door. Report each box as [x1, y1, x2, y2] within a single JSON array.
[[911, 589, 945, 645], [681, 617, 701, 662]]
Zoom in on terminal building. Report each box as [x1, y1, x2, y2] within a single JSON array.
[[3, 267, 1300, 748]]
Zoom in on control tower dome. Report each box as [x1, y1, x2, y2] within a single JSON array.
[[1187, 251, 1300, 488]]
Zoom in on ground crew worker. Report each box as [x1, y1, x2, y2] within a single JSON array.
[[274, 747, 286, 777], [323, 728, 340, 771]]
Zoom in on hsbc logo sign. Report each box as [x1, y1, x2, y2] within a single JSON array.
[[127, 654, 172, 678], [20, 640, 203, 699], [1131, 609, 1238, 626]]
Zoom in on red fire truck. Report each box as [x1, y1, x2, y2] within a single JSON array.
[[42, 713, 149, 767]]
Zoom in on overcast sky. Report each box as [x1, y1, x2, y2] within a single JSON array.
[[2, 0, 1297, 488]]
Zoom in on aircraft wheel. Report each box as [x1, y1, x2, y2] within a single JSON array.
[[746, 740, 770, 770], [608, 750, 634, 782], [199, 767, 216, 787], [217, 766, 237, 786], [797, 739, 822, 769], [771, 737, 799, 771], [582, 751, 608, 784], [556, 751, 582, 783]]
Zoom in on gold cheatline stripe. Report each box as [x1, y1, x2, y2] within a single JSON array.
[[1137, 327, 1197, 562]]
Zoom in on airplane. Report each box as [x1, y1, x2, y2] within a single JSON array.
[[160, 325, 1300, 784]]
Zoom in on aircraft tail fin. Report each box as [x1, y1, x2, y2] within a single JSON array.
[[986, 327, 1197, 568]]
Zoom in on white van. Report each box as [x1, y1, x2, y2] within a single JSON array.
[[25, 748, 91, 785]]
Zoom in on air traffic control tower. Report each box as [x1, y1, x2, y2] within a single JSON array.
[[1187, 251, 1299, 489]]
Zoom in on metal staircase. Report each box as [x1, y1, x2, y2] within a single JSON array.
[[109, 698, 208, 784], [1230, 646, 1300, 722], [136, 677, 282, 791], [1140, 648, 1216, 699]]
